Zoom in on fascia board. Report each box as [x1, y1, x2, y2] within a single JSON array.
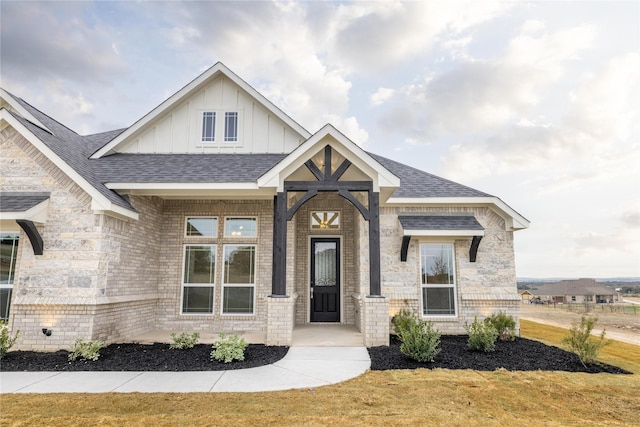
[[403, 229, 485, 237], [91, 63, 311, 159], [105, 182, 261, 190], [0, 199, 49, 223], [1, 111, 138, 221], [0, 90, 51, 133], [90, 199, 139, 220], [387, 196, 530, 231], [257, 124, 400, 190]]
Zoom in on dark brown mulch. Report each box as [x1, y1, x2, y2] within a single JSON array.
[[367, 335, 631, 374], [1, 336, 631, 374], [0, 343, 289, 372]]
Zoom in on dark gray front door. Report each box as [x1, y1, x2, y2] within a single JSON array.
[[310, 238, 340, 322]]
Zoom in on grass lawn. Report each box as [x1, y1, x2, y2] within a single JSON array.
[[2, 320, 639, 426]]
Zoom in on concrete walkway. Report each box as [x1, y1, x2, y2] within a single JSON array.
[[0, 346, 371, 394]]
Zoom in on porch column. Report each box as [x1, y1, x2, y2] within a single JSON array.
[[271, 192, 288, 296], [368, 191, 381, 296]]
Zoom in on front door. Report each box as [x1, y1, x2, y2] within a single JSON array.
[[310, 238, 340, 322]]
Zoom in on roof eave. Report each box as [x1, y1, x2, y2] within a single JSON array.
[[1, 110, 138, 221], [386, 196, 530, 231]]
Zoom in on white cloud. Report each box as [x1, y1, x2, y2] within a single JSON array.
[[369, 88, 395, 106]]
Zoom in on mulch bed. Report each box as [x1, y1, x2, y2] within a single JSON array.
[[1, 336, 631, 374], [368, 335, 631, 374]]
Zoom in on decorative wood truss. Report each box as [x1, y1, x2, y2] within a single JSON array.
[[271, 145, 382, 297]]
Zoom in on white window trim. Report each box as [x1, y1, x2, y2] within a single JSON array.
[[184, 216, 219, 238], [419, 242, 458, 318], [180, 243, 217, 315], [224, 216, 258, 238], [221, 244, 256, 316], [198, 109, 242, 146]]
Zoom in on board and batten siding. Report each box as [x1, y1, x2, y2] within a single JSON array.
[[120, 75, 304, 154]]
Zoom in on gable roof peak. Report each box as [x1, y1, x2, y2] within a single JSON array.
[[90, 62, 311, 158]]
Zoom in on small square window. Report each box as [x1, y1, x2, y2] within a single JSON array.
[[186, 217, 218, 237], [224, 217, 257, 237], [202, 112, 216, 142]]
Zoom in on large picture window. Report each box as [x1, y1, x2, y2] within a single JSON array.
[[420, 243, 456, 316], [222, 245, 256, 314], [181, 244, 216, 314], [0, 233, 18, 321]]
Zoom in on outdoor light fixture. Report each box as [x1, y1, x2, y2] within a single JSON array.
[[42, 328, 52, 336]]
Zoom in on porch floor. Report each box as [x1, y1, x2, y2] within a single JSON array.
[[292, 324, 363, 347], [129, 324, 363, 347]]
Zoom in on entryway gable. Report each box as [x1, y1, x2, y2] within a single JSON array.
[[257, 124, 400, 197]]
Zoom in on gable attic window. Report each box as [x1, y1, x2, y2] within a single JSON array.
[[200, 110, 240, 144], [202, 112, 216, 142], [224, 112, 238, 142]]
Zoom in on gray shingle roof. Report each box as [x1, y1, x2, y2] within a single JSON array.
[[530, 279, 616, 296], [4, 94, 134, 211], [369, 153, 493, 198], [4, 90, 496, 204], [92, 153, 287, 183], [0, 193, 50, 212], [398, 215, 484, 231]]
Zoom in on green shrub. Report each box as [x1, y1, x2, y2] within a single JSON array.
[[169, 332, 200, 349], [211, 333, 248, 363], [0, 321, 20, 359], [397, 314, 441, 363], [465, 316, 498, 352], [561, 315, 610, 367], [485, 311, 516, 341], [391, 301, 415, 338], [68, 338, 106, 361]]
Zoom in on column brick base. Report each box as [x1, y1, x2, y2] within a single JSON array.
[[266, 294, 297, 346]]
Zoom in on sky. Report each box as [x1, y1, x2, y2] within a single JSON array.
[[1, 1, 638, 279]]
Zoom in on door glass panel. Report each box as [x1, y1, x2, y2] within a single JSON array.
[[314, 242, 336, 287]]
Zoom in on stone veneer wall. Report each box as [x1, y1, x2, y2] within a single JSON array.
[[1, 128, 164, 350], [379, 206, 521, 335], [156, 200, 274, 335]]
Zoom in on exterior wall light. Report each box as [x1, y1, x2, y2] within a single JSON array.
[[42, 328, 52, 336]]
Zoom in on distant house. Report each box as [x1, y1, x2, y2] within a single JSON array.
[[0, 63, 529, 351], [519, 290, 533, 302], [530, 279, 619, 304]]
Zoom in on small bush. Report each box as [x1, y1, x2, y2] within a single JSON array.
[[396, 312, 441, 363], [485, 311, 516, 341], [465, 316, 498, 352], [68, 338, 106, 361], [0, 321, 20, 359], [169, 332, 200, 349], [391, 301, 415, 338], [392, 305, 441, 363], [211, 333, 247, 363], [562, 315, 610, 367]]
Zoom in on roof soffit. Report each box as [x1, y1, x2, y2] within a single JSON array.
[[91, 62, 311, 158], [257, 124, 400, 192]]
